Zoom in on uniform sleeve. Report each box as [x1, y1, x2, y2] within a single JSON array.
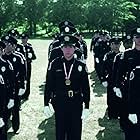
[[128, 70, 139, 114], [81, 65, 90, 109], [44, 61, 55, 106], [100, 53, 108, 82], [115, 53, 127, 88], [31, 47, 36, 60], [6, 61, 15, 99]]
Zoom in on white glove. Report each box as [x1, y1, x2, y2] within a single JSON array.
[[95, 58, 99, 63], [73, 53, 77, 59], [102, 81, 108, 87], [18, 88, 25, 96], [28, 53, 32, 58], [81, 109, 90, 120], [24, 80, 27, 90], [7, 99, 14, 109], [44, 105, 54, 119], [128, 114, 138, 124], [113, 87, 116, 92], [0, 118, 5, 128], [115, 88, 122, 98]]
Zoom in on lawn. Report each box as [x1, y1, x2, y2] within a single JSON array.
[[7, 39, 124, 140]]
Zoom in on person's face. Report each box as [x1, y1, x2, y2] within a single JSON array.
[[111, 42, 120, 52], [134, 36, 140, 47], [21, 37, 28, 44], [61, 45, 75, 59], [4, 42, 13, 54]]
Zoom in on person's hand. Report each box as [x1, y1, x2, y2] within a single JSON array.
[[102, 81, 108, 87], [95, 58, 99, 63], [81, 109, 90, 120], [7, 99, 14, 109], [115, 88, 122, 98], [44, 104, 54, 119], [0, 118, 5, 128], [18, 88, 25, 96], [128, 114, 138, 124]]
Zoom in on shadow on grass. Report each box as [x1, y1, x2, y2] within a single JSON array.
[[96, 111, 124, 140], [37, 115, 55, 140], [89, 70, 106, 97], [39, 82, 46, 95]]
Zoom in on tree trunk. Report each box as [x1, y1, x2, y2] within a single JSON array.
[[33, 22, 36, 37], [29, 20, 33, 36]]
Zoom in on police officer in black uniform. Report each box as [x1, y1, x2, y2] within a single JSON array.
[[0, 41, 15, 140], [126, 66, 140, 140], [1, 35, 26, 134], [101, 37, 122, 119], [44, 34, 90, 140], [113, 27, 140, 138], [20, 33, 36, 100]]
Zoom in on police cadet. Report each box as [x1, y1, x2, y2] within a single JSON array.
[[8, 29, 25, 56], [20, 33, 36, 100], [74, 32, 88, 64], [113, 27, 140, 136], [122, 35, 133, 50], [92, 32, 111, 81], [44, 34, 90, 140], [0, 41, 15, 140], [1, 35, 26, 134], [101, 37, 122, 119], [125, 66, 140, 140], [48, 20, 79, 63]]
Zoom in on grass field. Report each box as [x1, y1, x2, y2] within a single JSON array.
[[7, 39, 125, 140]]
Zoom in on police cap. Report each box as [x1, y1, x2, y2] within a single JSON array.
[[59, 20, 75, 28], [1, 35, 17, 45], [58, 34, 79, 47], [110, 37, 122, 44], [21, 33, 29, 39], [7, 29, 19, 37]]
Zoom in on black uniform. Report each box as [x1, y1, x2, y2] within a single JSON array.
[[0, 58, 15, 140], [125, 66, 140, 140], [21, 43, 36, 100], [93, 38, 111, 81], [101, 51, 120, 119], [44, 56, 90, 140], [2, 53, 26, 133], [115, 48, 140, 132]]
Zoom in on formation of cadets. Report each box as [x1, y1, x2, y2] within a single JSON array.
[[1, 20, 140, 140], [90, 28, 140, 140], [0, 29, 36, 139]]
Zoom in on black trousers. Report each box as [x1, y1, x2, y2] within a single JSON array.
[[23, 63, 31, 99], [8, 86, 20, 132], [0, 109, 8, 140], [52, 94, 83, 140], [107, 84, 121, 119]]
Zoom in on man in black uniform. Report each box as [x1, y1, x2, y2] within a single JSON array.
[[20, 33, 36, 100], [44, 34, 90, 140], [0, 41, 15, 140], [113, 27, 140, 139], [101, 37, 122, 119], [1, 35, 26, 134], [126, 66, 140, 140]]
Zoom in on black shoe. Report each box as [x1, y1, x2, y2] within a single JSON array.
[[14, 129, 20, 134]]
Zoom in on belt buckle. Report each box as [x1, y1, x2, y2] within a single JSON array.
[[68, 90, 73, 97]]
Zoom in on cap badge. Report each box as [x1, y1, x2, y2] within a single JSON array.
[[64, 21, 68, 25], [78, 65, 82, 72], [64, 36, 70, 41], [137, 28, 140, 33]]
